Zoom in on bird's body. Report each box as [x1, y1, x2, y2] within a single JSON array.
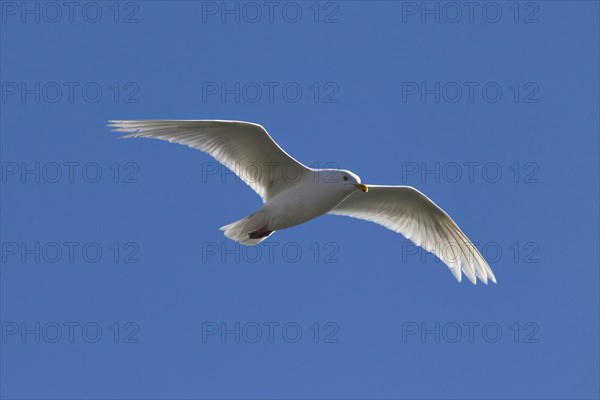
[[221, 169, 360, 244], [109, 119, 496, 285]]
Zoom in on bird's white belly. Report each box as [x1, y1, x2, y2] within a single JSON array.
[[262, 184, 350, 231]]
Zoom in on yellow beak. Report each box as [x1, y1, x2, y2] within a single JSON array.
[[354, 184, 368, 192]]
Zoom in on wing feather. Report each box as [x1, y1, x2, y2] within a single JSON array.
[[108, 120, 309, 202], [329, 185, 496, 284]]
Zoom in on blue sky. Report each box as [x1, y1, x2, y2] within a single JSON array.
[[1, 1, 598, 399]]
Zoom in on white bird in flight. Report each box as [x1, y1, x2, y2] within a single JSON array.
[[108, 120, 496, 284]]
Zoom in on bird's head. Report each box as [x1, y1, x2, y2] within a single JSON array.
[[319, 169, 368, 193]]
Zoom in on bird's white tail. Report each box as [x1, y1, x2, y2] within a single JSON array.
[[219, 215, 274, 246]]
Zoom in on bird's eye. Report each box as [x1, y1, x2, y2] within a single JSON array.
[[343, 176, 348, 181]]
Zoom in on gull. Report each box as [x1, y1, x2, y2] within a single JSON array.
[[108, 120, 496, 284]]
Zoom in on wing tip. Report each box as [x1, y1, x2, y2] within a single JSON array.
[[107, 120, 142, 138]]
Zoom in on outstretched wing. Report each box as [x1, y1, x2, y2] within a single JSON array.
[[108, 120, 310, 202], [329, 185, 496, 284]]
